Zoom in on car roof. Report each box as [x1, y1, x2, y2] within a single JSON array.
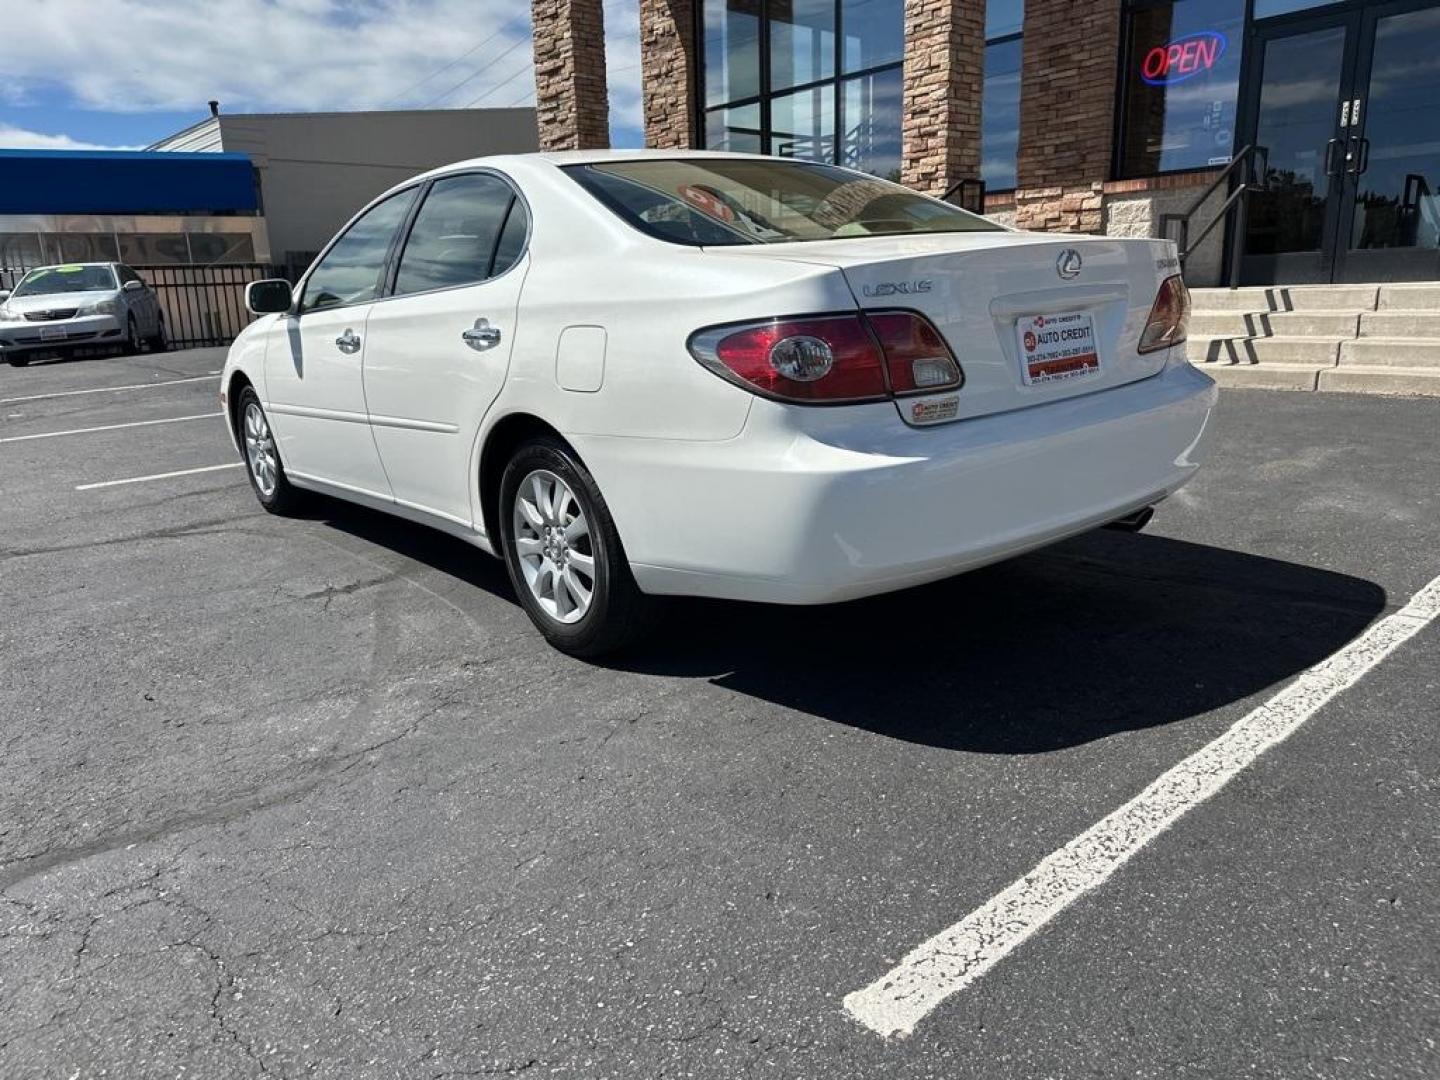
[[421, 148, 795, 178]]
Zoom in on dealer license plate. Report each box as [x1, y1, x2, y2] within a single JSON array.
[[1016, 312, 1100, 385], [39, 327, 67, 341]]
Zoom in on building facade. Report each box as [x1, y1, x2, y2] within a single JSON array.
[[536, 0, 1440, 286], [0, 149, 269, 275], [151, 107, 538, 274]]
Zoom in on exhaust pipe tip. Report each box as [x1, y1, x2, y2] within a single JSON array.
[[1104, 506, 1155, 533]]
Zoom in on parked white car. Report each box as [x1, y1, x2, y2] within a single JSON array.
[[223, 151, 1215, 655], [0, 262, 167, 366]]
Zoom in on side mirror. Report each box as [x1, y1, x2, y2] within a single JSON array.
[[0, 290, 9, 304], [246, 279, 293, 315], [122, 279, 145, 292]]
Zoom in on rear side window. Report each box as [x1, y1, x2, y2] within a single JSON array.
[[301, 188, 417, 313], [393, 174, 526, 296]]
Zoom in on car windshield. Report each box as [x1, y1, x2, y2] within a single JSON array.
[[13, 265, 117, 297], [564, 159, 1003, 247]]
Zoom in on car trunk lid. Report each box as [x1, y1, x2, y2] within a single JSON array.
[[710, 232, 1179, 425]]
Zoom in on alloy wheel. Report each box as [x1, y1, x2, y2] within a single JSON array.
[[243, 402, 279, 498], [511, 469, 596, 624]]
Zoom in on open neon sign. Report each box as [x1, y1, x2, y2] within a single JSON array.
[[1141, 30, 1228, 85]]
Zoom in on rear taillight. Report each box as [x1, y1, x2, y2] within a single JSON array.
[[1138, 274, 1190, 354], [688, 315, 887, 403], [867, 311, 963, 395], [688, 311, 961, 404]]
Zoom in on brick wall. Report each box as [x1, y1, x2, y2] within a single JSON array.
[[901, 0, 985, 195], [532, 0, 611, 151], [640, 0, 698, 149], [1015, 0, 1122, 232]]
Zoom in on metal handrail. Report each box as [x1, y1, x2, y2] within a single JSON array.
[[942, 177, 987, 215], [1158, 144, 1268, 288]]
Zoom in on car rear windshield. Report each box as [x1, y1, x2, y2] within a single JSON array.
[[13, 265, 117, 297], [563, 159, 1003, 247]]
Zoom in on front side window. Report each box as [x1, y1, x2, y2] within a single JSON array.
[[393, 174, 526, 296], [13, 264, 117, 297], [566, 158, 1002, 246], [301, 188, 417, 313], [1118, 0, 1246, 177]]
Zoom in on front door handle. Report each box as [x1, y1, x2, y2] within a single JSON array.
[[335, 329, 361, 354], [462, 318, 502, 351]]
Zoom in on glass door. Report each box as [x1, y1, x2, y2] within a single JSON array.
[[1238, 14, 1358, 284], [1337, 0, 1440, 282], [1238, 0, 1440, 284]]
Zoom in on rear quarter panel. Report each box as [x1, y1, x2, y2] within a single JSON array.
[[489, 162, 860, 443]]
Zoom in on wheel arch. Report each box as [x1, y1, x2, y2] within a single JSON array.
[[478, 412, 580, 545], [224, 369, 254, 444]]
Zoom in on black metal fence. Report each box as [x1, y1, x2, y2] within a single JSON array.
[[1, 262, 287, 349]]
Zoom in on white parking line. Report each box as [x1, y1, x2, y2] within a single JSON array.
[[0, 373, 219, 405], [0, 412, 221, 444], [843, 571, 1440, 1040], [75, 462, 243, 491]]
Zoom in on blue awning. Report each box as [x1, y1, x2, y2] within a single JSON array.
[[0, 150, 258, 215]]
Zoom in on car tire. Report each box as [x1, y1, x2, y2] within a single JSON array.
[[236, 386, 304, 515], [148, 315, 169, 353], [121, 315, 140, 356], [499, 437, 662, 657], [6, 355, 30, 367]]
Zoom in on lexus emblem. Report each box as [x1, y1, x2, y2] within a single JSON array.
[[1057, 248, 1083, 279]]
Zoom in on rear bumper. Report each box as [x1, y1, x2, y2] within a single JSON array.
[[575, 358, 1217, 605]]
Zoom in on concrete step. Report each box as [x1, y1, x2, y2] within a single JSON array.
[[1186, 335, 1340, 366], [1377, 284, 1440, 311], [1357, 311, 1440, 338], [1189, 285, 1380, 313], [1188, 311, 1360, 338], [1339, 337, 1440, 368], [1193, 362, 1326, 391], [1318, 366, 1440, 396]]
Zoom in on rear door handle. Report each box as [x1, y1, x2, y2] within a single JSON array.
[[335, 329, 361, 353], [462, 318, 501, 351]]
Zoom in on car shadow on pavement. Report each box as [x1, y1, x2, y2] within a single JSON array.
[[618, 529, 1388, 753], [313, 498, 1387, 754]]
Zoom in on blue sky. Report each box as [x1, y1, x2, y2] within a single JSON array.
[[0, 0, 644, 151]]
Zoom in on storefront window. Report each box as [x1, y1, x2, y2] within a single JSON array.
[[704, 0, 761, 107], [982, 1, 1023, 192], [1253, 0, 1343, 18], [700, 0, 903, 180], [841, 67, 903, 180], [1118, 0, 1246, 177], [985, 0, 1025, 38], [772, 0, 835, 91], [840, 0, 903, 72]]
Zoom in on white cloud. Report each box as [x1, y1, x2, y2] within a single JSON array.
[[0, 0, 543, 114], [0, 123, 140, 151]]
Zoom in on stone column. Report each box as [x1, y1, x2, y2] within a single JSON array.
[[901, 0, 986, 196], [640, 0, 699, 148], [532, 0, 611, 151], [1014, 0, 1123, 232]]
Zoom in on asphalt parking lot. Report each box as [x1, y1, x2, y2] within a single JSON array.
[[2, 347, 1438, 1079]]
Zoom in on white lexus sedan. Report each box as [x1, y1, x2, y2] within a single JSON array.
[[222, 151, 1215, 656]]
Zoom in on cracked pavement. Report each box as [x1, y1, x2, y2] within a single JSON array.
[[2, 349, 1438, 1078]]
